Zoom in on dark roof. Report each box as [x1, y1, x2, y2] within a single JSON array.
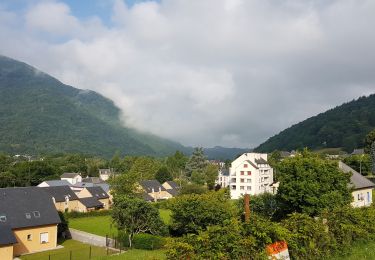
[[164, 181, 180, 190], [61, 173, 80, 178], [82, 177, 103, 184], [246, 160, 259, 169], [0, 187, 61, 230], [0, 225, 17, 245], [41, 186, 79, 202], [79, 197, 104, 208], [86, 186, 109, 199], [39, 180, 72, 187], [166, 188, 179, 196], [142, 193, 155, 202], [339, 162, 375, 190], [139, 180, 166, 193], [255, 158, 268, 165]]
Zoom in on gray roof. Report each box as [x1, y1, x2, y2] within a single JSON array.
[[255, 158, 268, 165], [246, 160, 259, 169], [140, 180, 166, 193], [142, 193, 155, 202], [41, 186, 79, 202], [61, 172, 80, 178], [0, 225, 17, 245], [166, 188, 179, 196], [352, 149, 365, 155], [82, 177, 103, 184], [41, 180, 72, 187], [339, 161, 375, 190], [0, 187, 61, 230], [79, 197, 103, 209], [86, 186, 109, 199]]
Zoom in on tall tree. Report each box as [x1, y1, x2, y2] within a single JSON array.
[[275, 150, 352, 217], [204, 164, 219, 190], [185, 148, 208, 177], [365, 129, 375, 174], [155, 166, 173, 184], [112, 196, 166, 247], [166, 151, 188, 178]]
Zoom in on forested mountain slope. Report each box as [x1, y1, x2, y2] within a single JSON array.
[[255, 94, 375, 152]]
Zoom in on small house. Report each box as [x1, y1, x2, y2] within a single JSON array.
[[60, 173, 82, 185]]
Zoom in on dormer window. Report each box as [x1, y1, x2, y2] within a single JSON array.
[[33, 211, 40, 218], [26, 213, 31, 219], [0, 214, 6, 222]]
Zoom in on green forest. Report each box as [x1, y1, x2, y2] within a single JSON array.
[[255, 94, 375, 152]]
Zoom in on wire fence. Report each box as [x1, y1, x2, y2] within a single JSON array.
[[22, 245, 118, 260]]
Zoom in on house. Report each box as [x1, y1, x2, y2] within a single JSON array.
[[227, 153, 274, 199], [99, 169, 113, 181], [0, 187, 61, 258], [77, 186, 110, 210], [216, 168, 230, 188], [339, 161, 375, 207], [352, 149, 365, 155], [162, 181, 180, 197], [37, 180, 72, 188], [139, 180, 173, 202], [40, 186, 80, 212], [60, 173, 82, 185]]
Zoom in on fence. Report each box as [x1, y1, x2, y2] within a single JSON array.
[[22, 245, 118, 260]]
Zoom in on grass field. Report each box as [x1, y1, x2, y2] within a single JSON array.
[[106, 249, 166, 260], [69, 209, 172, 237], [328, 240, 375, 260], [21, 239, 116, 260]]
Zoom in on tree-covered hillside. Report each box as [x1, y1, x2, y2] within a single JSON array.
[[0, 55, 186, 157], [255, 94, 375, 152]]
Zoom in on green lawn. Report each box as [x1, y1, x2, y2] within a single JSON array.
[[69, 215, 117, 237], [328, 240, 375, 260], [21, 239, 116, 260], [105, 249, 166, 260], [69, 209, 172, 237]]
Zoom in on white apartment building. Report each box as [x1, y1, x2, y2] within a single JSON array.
[[216, 168, 230, 188], [228, 153, 274, 199]]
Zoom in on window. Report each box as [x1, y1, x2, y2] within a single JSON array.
[[33, 211, 40, 218], [231, 178, 236, 182], [247, 179, 251, 183], [244, 164, 248, 168], [27, 234, 32, 241], [240, 179, 245, 183], [25, 213, 31, 219], [40, 232, 49, 244], [240, 186, 244, 190], [231, 185, 236, 190], [247, 171, 251, 176], [240, 171, 244, 175], [0, 214, 6, 222], [247, 186, 251, 191]]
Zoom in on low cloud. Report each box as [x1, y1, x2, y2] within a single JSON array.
[[1, 0, 374, 148]]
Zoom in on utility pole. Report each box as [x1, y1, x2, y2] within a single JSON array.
[[244, 194, 250, 222]]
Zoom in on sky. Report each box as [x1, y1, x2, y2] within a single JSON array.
[[0, 0, 374, 148]]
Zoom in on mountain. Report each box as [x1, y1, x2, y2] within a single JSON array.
[[255, 94, 375, 153], [203, 146, 251, 160], [0, 55, 187, 157]]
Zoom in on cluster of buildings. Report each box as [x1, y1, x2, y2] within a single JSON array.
[[217, 152, 374, 206]]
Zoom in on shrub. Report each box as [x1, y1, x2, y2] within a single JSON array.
[[64, 210, 111, 219], [132, 233, 165, 250]]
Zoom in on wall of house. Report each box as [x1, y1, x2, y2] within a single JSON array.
[[352, 188, 373, 208], [54, 200, 80, 212], [77, 188, 91, 198], [13, 224, 58, 256], [99, 198, 110, 210], [77, 201, 88, 212], [0, 245, 13, 260], [149, 190, 173, 201], [229, 153, 274, 199], [61, 176, 82, 185]]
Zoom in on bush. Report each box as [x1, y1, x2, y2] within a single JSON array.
[[132, 233, 165, 250], [64, 210, 111, 219]]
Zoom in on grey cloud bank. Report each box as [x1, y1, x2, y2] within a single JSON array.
[[0, 0, 374, 148]]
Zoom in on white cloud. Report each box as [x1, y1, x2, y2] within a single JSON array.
[[0, 0, 374, 148]]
